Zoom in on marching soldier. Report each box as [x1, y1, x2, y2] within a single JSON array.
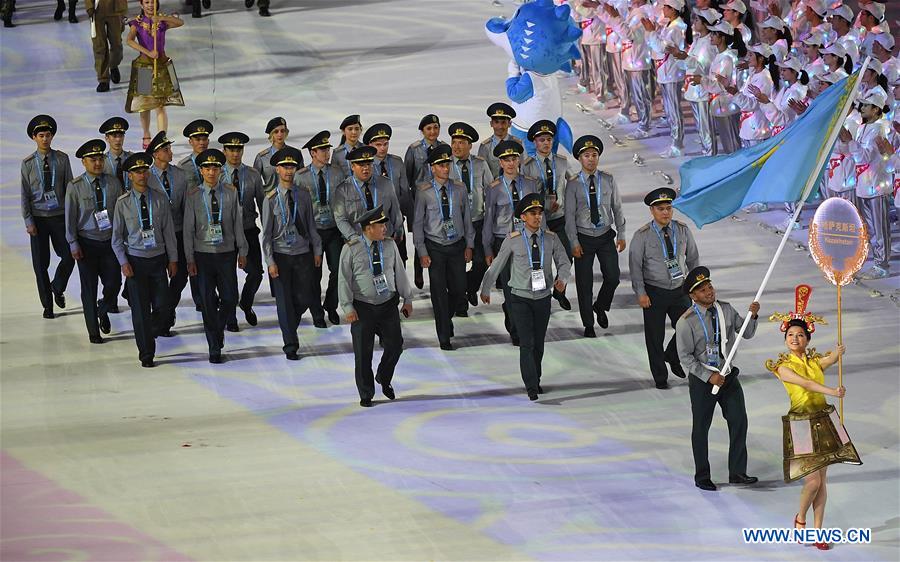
[[333, 145, 403, 242], [85, 0, 125, 92], [564, 135, 625, 338], [365, 123, 410, 272], [482, 140, 542, 346], [183, 148, 248, 364], [297, 131, 347, 326], [480, 196, 571, 400], [147, 130, 197, 330], [21, 115, 75, 319], [178, 119, 213, 190], [477, 102, 520, 179], [338, 206, 413, 407], [111, 153, 178, 368], [262, 147, 323, 360], [521, 119, 572, 311], [219, 131, 265, 330], [629, 187, 699, 389], [446, 121, 492, 315], [253, 116, 303, 190], [331, 114, 364, 176], [404, 113, 445, 288], [675, 266, 760, 492], [100, 117, 132, 191], [65, 139, 123, 343], [413, 145, 474, 351]]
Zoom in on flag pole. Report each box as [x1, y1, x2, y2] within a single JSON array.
[[710, 58, 871, 396], [837, 282, 843, 423]]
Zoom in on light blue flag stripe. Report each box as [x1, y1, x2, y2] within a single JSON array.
[[674, 70, 861, 228]]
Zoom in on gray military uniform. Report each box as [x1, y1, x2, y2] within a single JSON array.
[[254, 145, 304, 190], [21, 149, 74, 226], [177, 153, 203, 191], [102, 149, 133, 190], [182, 182, 249, 263], [148, 163, 187, 232], [522, 153, 570, 221], [482, 174, 542, 256], [374, 154, 410, 221], [64, 173, 123, 251], [480, 227, 572, 300], [413, 179, 475, 255], [477, 134, 521, 179], [223, 163, 265, 231], [676, 300, 757, 383], [295, 162, 347, 230], [449, 155, 491, 223], [111, 188, 178, 264], [261, 185, 322, 265], [404, 139, 446, 188], [629, 219, 699, 296], [333, 174, 403, 241], [563, 170, 625, 247], [331, 142, 363, 177], [338, 237, 411, 314]]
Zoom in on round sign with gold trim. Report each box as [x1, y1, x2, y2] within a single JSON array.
[[808, 197, 868, 286]]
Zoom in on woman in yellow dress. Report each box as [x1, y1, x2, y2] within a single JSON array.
[[766, 285, 861, 550]]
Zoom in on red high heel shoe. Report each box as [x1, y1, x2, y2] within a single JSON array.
[[794, 514, 807, 547], [142, 136, 151, 150], [814, 542, 831, 550]]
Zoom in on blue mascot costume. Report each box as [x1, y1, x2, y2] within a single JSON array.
[[485, 0, 582, 156]]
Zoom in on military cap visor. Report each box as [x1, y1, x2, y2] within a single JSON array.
[[493, 139, 523, 159], [527, 120, 557, 141], [271, 147, 304, 167], [348, 146, 377, 163], [644, 187, 677, 206], [685, 266, 712, 294], [123, 152, 152, 171], [218, 132, 250, 147], [76, 139, 108, 159], [303, 131, 333, 151], [573, 135, 604, 157], [363, 123, 393, 144], [28, 115, 57, 137], [149, 131, 174, 152], [515, 196, 544, 216], [197, 148, 226, 167], [100, 117, 129, 135], [183, 119, 214, 138], [487, 102, 516, 119], [447, 122, 478, 143], [358, 205, 389, 227], [427, 146, 453, 165]]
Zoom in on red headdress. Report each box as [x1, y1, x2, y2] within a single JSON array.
[[768, 284, 827, 333]]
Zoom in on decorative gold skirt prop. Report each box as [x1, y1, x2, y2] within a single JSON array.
[[125, 54, 185, 114], [782, 404, 861, 482]]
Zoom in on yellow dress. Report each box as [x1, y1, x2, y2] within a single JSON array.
[[766, 351, 861, 482]]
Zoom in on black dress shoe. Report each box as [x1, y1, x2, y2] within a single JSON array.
[[537, 385, 544, 394], [259, 6, 270, 16], [54, 291, 66, 309], [669, 361, 686, 378], [313, 318, 327, 329], [381, 384, 395, 400], [439, 341, 454, 351], [109, 304, 120, 314], [655, 382, 670, 390], [141, 359, 155, 368], [195, 305, 203, 312], [414, 274, 424, 289], [593, 303, 609, 329], [201, 0, 210, 8], [89, 335, 105, 344], [456, 309, 468, 318], [192, 10, 202, 18], [245, 0, 254, 6], [43, 309, 55, 319], [583, 326, 596, 338], [110, 66, 120, 84], [67, 12, 77, 23], [554, 291, 572, 310], [511, 337, 520, 347], [729, 474, 758, 485], [242, 306, 257, 326], [327, 309, 340, 325], [285, 352, 299, 361], [359, 398, 373, 407], [209, 354, 224, 364], [3, 17, 14, 27], [54, 1, 64, 20], [158, 329, 175, 338], [468, 292, 478, 306], [695, 479, 717, 491], [98, 311, 111, 334], [225, 322, 240, 333], [97, 82, 110, 92], [527, 389, 539, 401]]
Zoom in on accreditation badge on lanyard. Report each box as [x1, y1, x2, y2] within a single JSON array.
[[204, 188, 224, 245], [43, 191, 60, 210], [652, 222, 683, 280], [368, 242, 389, 295], [90, 176, 112, 231], [524, 230, 546, 291], [279, 189, 299, 246], [435, 181, 458, 241], [504, 176, 523, 229], [692, 303, 720, 367], [134, 190, 157, 248]]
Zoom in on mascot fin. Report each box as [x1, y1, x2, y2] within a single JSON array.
[[554, 117, 573, 155]]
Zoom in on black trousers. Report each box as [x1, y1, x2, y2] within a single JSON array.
[[30, 215, 75, 312], [509, 294, 551, 391], [643, 284, 690, 386], [492, 236, 517, 340], [574, 230, 620, 328], [688, 372, 748, 483], [351, 295, 404, 401], [463, 220, 487, 313], [272, 252, 315, 354], [548, 216, 572, 300], [126, 254, 170, 362], [76, 238, 121, 337], [239, 226, 264, 311], [315, 226, 343, 315], [166, 230, 200, 329], [425, 238, 466, 344], [195, 251, 238, 356]]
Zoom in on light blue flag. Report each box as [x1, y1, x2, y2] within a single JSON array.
[[674, 70, 862, 228]]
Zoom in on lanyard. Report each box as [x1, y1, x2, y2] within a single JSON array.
[[33, 151, 57, 193], [650, 221, 677, 260], [432, 179, 453, 219], [452, 157, 473, 191], [150, 165, 171, 200], [107, 152, 128, 186], [537, 154, 557, 193], [351, 175, 378, 208], [421, 140, 434, 179], [501, 174, 521, 208], [84, 174, 107, 211], [311, 164, 331, 204], [692, 303, 720, 349], [201, 183, 222, 224], [190, 154, 200, 181], [225, 164, 245, 202], [276, 187, 299, 229], [363, 238, 385, 275], [579, 171, 602, 223], [377, 157, 394, 182], [131, 188, 154, 228], [521, 227, 545, 270]]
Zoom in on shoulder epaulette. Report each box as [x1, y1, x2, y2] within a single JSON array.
[[416, 181, 432, 191], [223, 182, 236, 191], [680, 308, 693, 320], [508, 231, 522, 238], [522, 156, 535, 166], [187, 187, 200, 196], [556, 153, 568, 160], [473, 155, 487, 162], [511, 136, 523, 144], [257, 147, 270, 157], [408, 141, 421, 149], [480, 138, 491, 145], [673, 218, 687, 228], [117, 192, 129, 201], [636, 223, 651, 233], [489, 179, 501, 188], [267, 189, 277, 199], [346, 237, 359, 246], [448, 179, 465, 189]]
